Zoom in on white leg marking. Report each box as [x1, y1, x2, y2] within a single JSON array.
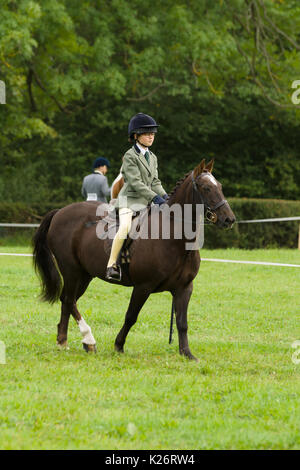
[[78, 317, 96, 345]]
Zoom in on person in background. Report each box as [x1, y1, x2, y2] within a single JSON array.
[[81, 157, 111, 203]]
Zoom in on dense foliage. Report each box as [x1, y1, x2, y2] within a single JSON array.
[[0, 0, 299, 205]]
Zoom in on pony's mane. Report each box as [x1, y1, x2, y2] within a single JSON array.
[[168, 171, 191, 199], [167, 169, 211, 199]]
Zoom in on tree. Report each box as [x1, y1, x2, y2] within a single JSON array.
[[0, 0, 299, 204]]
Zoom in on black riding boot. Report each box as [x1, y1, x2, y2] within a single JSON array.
[[106, 264, 121, 281]]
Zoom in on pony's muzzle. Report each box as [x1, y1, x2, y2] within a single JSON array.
[[224, 216, 236, 228], [217, 213, 236, 228]]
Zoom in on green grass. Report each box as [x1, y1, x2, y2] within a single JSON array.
[[0, 247, 299, 450]]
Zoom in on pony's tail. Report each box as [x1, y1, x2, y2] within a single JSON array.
[[32, 209, 62, 304]]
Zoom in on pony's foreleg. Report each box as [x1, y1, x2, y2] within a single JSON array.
[[115, 285, 151, 353], [173, 282, 198, 362]]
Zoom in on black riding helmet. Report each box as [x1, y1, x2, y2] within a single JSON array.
[[128, 113, 159, 142]]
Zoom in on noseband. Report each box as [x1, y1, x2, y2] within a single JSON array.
[[191, 171, 228, 224]]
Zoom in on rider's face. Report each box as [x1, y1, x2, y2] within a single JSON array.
[[136, 132, 155, 148], [99, 165, 108, 175]]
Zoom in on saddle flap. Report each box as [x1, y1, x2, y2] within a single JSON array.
[[97, 207, 149, 265]]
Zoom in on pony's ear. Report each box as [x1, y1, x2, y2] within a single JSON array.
[[194, 159, 206, 178], [205, 159, 214, 173]]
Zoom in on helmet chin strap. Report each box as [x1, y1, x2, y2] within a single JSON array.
[[136, 137, 148, 149]]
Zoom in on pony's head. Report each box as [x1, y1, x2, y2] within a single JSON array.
[[191, 159, 235, 228]]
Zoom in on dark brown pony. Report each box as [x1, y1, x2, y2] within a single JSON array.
[[33, 159, 235, 361]]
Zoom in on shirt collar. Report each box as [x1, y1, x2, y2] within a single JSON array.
[[135, 141, 148, 156], [94, 170, 103, 175]]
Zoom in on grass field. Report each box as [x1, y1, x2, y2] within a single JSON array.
[[0, 247, 299, 450]]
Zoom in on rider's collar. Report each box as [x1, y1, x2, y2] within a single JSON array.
[[134, 142, 148, 156]]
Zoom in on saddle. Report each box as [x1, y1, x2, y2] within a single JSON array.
[[90, 204, 150, 266]]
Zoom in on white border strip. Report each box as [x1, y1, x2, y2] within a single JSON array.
[[202, 258, 300, 268]]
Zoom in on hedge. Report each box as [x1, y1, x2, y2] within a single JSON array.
[[0, 199, 299, 249], [0, 202, 62, 223], [204, 198, 300, 249]]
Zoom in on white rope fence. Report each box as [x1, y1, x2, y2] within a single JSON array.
[[0, 223, 40, 227], [236, 216, 300, 249], [1, 216, 300, 227], [1, 216, 300, 266], [0, 252, 299, 267], [237, 216, 300, 223], [201, 258, 300, 268], [1, 215, 300, 249]]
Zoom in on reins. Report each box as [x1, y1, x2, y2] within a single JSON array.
[[169, 298, 176, 344]]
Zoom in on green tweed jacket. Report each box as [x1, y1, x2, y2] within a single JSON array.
[[115, 144, 166, 210]]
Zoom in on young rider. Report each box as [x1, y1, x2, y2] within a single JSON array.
[[106, 113, 168, 281]]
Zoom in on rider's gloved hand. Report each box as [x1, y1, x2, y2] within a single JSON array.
[[152, 195, 166, 206]]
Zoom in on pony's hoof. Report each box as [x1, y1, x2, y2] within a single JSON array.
[[180, 349, 199, 362], [57, 341, 69, 350], [83, 343, 97, 353], [186, 354, 199, 362], [114, 343, 124, 353]]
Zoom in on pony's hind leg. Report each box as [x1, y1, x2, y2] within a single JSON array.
[[72, 274, 96, 353], [57, 285, 71, 349], [57, 273, 96, 352], [57, 285, 72, 349], [72, 306, 97, 353]]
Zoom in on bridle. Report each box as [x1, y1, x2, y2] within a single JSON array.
[[191, 170, 228, 224]]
